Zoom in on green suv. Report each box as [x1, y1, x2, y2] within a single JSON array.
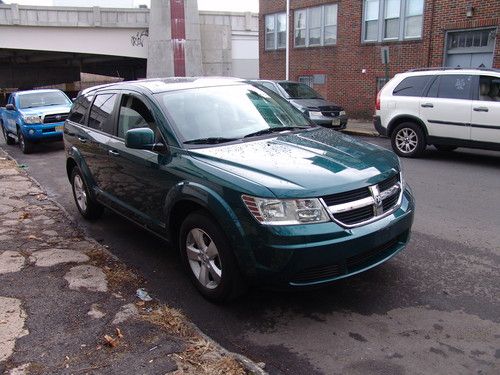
[[64, 78, 415, 301]]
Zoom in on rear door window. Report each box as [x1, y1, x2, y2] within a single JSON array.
[[427, 75, 473, 100], [88, 94, 117, 134], [68, 95, 93, 125], [393, 76, 432, 97]]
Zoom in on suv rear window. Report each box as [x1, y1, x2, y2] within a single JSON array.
[[393, 76, 432, 97]]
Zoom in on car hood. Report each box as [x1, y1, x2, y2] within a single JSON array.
[[289, 98, 342, 111], [189, 128, 399, 198], [19, 105, 71, 116]]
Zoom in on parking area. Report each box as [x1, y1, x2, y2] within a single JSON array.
[[0, 134, 499, 374]]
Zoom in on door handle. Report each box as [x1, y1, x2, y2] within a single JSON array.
[[108, 150, 120, 157], [77, 137, 87, 143], [421, 103, 434, 108], [473, 107, 489, 112]]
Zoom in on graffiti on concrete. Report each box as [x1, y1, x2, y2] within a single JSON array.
[[131, 30, 149, 47]]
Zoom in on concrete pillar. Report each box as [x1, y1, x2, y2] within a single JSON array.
[[183, 0, 203, 76], [147, 0, 174, 78]]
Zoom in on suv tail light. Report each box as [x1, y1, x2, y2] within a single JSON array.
[[375, 90, 381, 111]]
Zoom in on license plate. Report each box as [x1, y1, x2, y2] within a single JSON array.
[[55, 125, 64, 132], [332, 118, 340, 126]]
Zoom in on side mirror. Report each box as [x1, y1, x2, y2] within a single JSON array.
[[6, 104, 15, 111], [125, 127, 167, 153]]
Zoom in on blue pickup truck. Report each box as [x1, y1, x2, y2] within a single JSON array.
[[0, 89, 72, 153]]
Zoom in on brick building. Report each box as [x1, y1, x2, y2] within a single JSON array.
[[259, 0, 500, 118]]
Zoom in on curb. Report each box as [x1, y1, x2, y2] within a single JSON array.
[[341, 129, 380, 137], [0, 145, 268, 375]]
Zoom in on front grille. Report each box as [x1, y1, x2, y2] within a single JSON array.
[[42, 127, 55, 133], [322, 173, 401, 227], [322, 187, 371, 206], [44, 113, 68, 124], [335, 205, 374, 225], [290, 235, 404, 284], [321, 111, 340, 117]]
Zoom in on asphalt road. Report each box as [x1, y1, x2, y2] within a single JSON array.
[[1, 135, 499, 375]]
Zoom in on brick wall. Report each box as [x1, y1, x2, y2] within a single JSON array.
[[259, 0, 500, 119]]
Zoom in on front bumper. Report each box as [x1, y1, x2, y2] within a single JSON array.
[[242, 188, 414, 287], [310, 114, 348, 130], [22, 122, 64, 141]]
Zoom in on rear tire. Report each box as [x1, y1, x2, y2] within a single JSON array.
[[391, 122, 426, 158], [179, 211, 246, 302], [18, 129, 33, 154], [70, 167, 104, 220], [434, 145, 457, 152], [1, 123, 15, 145]]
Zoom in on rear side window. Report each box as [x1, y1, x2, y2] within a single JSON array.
[[88, 94, 117, 134], [68, 95, 93, 125], [427, 75, 472, 100], [393, 76, 432, 97]]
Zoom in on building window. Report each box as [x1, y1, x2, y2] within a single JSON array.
[[265, 13, 286, 50], [363, 0, 424, 42], [294, 4, 338, 47]]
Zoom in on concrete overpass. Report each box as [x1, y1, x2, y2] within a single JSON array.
[[0, 1, 258, 89]]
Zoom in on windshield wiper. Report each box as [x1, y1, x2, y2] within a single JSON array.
[[183, 137, 239, 145], [243, 126, 308, 138]]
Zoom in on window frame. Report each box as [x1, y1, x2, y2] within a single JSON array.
[[362, 0, 424, 43], [265, 12, 287, 51], [294, 3, 338, 48]]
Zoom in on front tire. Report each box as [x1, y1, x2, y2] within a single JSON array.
[[179, 211, 245, 302], [70, 167, 104, 220], [1, 123, 15, 145], [391, 122, 426, 158], [18, 129, 33, 154]]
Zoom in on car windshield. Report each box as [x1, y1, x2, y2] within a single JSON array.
[[157, 84, 312, 143], [278, 82, 323, 99], [18, 91, 71, 109]]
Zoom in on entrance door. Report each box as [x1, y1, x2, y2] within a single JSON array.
[[445, 28, 496, 68]]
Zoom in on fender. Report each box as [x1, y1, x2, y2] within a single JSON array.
[[66, 145, 100, 201], [387, 114, 429, 138], [163, 181, 257, 276]]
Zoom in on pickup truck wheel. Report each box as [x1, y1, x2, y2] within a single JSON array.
[[71, 168, 104, 220], [391, 122, 426, 158], [18, 130, 33, 154], [2, 124, 15, 145], [179, 211, 245, 302]]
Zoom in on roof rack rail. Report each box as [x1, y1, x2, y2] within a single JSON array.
[[407, 67, 500, 73]]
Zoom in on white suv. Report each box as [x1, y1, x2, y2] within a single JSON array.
[[374, 68, 500, 157]]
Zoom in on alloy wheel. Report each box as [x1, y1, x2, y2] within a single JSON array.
[[73, 174, 88, 212], [185, 228, 222, 290], [395, 128, 418, 154]]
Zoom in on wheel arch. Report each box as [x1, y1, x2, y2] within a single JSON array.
[[387, 115, 429, 139]]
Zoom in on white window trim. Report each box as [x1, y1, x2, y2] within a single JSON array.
[[265, 12, 286, 51], [294, 3, 338, 48], [362, 0, 424, 43]]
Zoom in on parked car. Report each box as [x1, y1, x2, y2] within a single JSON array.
[[64, 78, 414, 301], [251, 80, 348, 129], [0, 89, 72, 153], [374, 68, 500, 157]]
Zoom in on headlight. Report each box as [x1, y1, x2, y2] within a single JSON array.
[[308, 111, 322, 117], [339, 110, 346, 116], [22, 115, 41, 124], [242, 195, 330, 225]]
